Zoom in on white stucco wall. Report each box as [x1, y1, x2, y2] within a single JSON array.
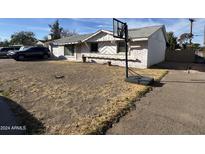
[[52, 45, 64, 57], [51, 40, 149, 68], [81, 31, 148, 68], [82, 41, 117, 55], [147, 29, 166, 67], [81, 41, 148, 68], [51, 30, 166, 68], [98, 42, 117, 54], [52, 45, 77, 61], [129, 41, 148, 68]]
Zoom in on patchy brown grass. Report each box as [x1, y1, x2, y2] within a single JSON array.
[[0, 59, 167, 134]]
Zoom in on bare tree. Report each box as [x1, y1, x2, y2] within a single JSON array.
[[178, 33, 191, 44], [61, 29, 78, 38]]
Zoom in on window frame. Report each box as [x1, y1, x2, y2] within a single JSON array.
[[117, 41, 126, 53], [90, 42, 98, 53], [64, 44, 75, 56]]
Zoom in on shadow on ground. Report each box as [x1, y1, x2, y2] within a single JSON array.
[[14, 57, 66, 62], [152, 62, 205, 72], [0, 96, 45, 134], [162, 80, 205, 84], [0, 57, 10, 59], [152, 81, 165, 87], [0, 55, 67, 62]]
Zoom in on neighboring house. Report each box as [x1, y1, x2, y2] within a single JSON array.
[[36, 40, 51, 47], [36, 40, 53, 51], [36, 40, 46, 46], [51, 25, 167, 68]]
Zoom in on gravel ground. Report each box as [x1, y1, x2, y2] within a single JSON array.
[[0, 59, 166, 134]]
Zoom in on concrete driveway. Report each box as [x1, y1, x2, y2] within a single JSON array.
[[107, 62, 205, 135]]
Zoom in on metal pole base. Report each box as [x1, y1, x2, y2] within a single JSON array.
[[125, 75, 154, 85]]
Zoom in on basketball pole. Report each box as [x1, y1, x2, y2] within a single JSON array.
[[113, 18, 129, 79], [124, 24, 129, 79], [113, 18, 154, 85]]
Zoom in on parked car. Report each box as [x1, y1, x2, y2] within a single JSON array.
[[7, 46, 51, 61], [0, 46, 21, 58]]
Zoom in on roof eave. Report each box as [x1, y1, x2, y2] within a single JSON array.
[[131, 38, 148, 41], [162, 25, 168, 42], [53, 42, 79, 45], [82, 30, 113, 42]]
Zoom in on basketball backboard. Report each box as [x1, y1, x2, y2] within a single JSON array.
[[113, 18, 129, 78], [113, 18, 126, 39]]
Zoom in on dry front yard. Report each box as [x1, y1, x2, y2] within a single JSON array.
[[0, 59, 167, 134]]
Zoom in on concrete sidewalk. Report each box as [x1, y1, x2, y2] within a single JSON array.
[[0, 97, 25, 135], [107, 63, 205, 134]]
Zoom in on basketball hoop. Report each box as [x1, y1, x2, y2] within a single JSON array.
[[113, 18, 129, 78], [113, 18, 154, 85], [113, 18, 127, 39]]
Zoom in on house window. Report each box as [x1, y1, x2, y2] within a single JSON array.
[[64, 45, 74, 56], [90, 43, 98, 52], [117, 41, 126, 53]]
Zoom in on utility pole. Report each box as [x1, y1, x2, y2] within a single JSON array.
[[204, 25, 205, 46], [189, 18, 195, 44]]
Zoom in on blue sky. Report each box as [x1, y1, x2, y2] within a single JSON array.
[[0, 18, 204, 45]]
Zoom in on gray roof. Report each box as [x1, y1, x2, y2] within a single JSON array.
[[53, 33, 93, 45], [53, 25, 166, 45], [128, 25, 164, 39]]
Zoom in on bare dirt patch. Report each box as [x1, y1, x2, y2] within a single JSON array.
[[0, 59, 167, 134]]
